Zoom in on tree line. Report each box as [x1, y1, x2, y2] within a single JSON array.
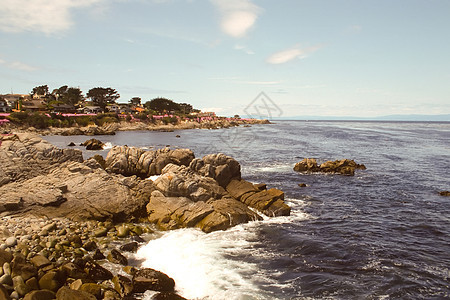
[[29, 85, 198, 114]]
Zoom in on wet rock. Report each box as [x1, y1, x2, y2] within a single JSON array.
[[68, 142, 76, 147], [119, 242, 138, 253], [226, 179, 290, 217], [112, 275, 133, 297], [56, 286, 96, 300], [84, 261, 113, 281], [293, 158, 318, 172], [91, 249, 105, 261], [107, 249, 128, 266], [132, 268, 175, 293], [298, 183, 307, 187], [82, 241, 97, 252], [294, 158, 366, 176], [439, 191, 450, 196], [82, 139, 104, 150]]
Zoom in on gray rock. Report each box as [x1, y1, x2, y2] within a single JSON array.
[[12, 275, 29, 296], [105, 146, 194, 178], [5, 237, 17, 248]]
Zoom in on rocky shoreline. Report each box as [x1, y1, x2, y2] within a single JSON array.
[[0, 133, 290, 299], [2, 118, 271, 136]]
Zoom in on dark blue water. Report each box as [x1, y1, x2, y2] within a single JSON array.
[[44, 121, 450, 299]]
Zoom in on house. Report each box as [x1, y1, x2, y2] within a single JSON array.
[[21, 99, 47, 112], [106, 104, 120, 113], [78, 106, 102, 114]]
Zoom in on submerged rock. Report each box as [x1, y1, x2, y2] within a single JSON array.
[[439, 191, 450, 196], [294, 158, 366, 176]]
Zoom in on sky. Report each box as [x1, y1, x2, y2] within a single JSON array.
[[0, 0, 449, 118]]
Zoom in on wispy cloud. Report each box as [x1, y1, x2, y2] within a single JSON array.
[[210, 0, 262, 38], [0, 58, 37, 72], [266, 44, 323, 64], [0, 0, 104, 35], [210, 77, 280, 85], [234, 44, 255, 55]]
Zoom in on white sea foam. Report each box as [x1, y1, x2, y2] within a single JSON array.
[[136, 227, 261, 299], [135, 198, 311, 300], [103, 142, 113, 149], [147, 175, 160, 181]]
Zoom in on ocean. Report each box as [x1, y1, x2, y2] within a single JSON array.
[[43, 121, 450, 299]]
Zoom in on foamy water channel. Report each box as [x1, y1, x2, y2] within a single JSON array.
[[135, 198, 310, 300]]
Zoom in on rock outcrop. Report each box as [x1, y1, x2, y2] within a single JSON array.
[[147, 164, 261, 233], [0, 133, 83, 187], [105, 146, 195, 178], [294, 158, 366, 176], [0, 134, 153, 222], [1, 133, 290, 231]]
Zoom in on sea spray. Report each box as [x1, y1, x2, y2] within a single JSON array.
[[135, 199, 311, 300], [136, 227, 261, 299]]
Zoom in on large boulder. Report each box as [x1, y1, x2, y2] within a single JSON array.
[[226, 179, 290, 217], [189, 153, 241, 187], [147, 164, 261, 232], [0, 133, 83, 187], [0, 134, 154, 222], [105, 146, 195, 178]]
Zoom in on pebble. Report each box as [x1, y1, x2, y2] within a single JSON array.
[[5, 237, 17, 247]]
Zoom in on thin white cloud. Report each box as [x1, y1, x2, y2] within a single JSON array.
[[0, 58, 37, 72], [266, 44, 323, 64], [234, 44, 255, 55], [0, 0, 104, 35], [211, 0, 262, 38]]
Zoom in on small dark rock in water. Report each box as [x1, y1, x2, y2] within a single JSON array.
[[175, 135, 181, 138], [92, 249, 105, 260], [120, 242, 139, 253], [132, 268, 175, 293], [298, 183, 307, 187], [439, 191, 450, 196], [107, 249, 128, 266], [67, 142, 76, 147]]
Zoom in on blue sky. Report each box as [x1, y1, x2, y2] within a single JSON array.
[[0, 0, 449, 117]]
